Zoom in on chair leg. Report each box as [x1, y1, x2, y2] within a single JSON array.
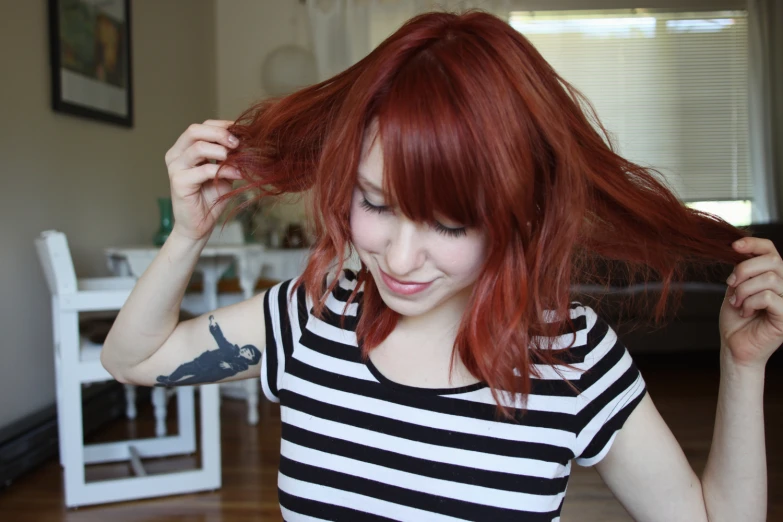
[[198, 384, 222, 490], [54, 359, 66, 467], [59, 312, 88, 508], [60, 371, 86, 507], [245, 378, 259, 425], [152, 387, 167, 437], [175, 386, 196, 453], [124, 384, 137, 419]]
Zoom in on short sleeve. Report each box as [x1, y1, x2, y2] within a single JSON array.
[[260, 277, 305, 403], [572, 305, 647, 467]]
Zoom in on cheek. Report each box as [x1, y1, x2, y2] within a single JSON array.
[[350, 197, 386, 254], [434, 236, 487, 280]]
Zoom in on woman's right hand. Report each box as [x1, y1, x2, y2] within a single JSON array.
[[164, 119, 244, 242]]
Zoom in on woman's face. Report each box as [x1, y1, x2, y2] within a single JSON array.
[[349, 127, 488, 319]]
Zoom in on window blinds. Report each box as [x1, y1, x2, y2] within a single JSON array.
[[509, 10, 750, 203]]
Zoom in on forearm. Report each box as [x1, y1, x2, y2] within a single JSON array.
[[701, 347, 767, 522], [102, 226, 208, 376]]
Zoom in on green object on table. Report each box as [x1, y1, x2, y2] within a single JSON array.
[[153, 197, 174, 246]]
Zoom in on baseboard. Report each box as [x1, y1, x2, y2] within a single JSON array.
[[0, 382, 148, 489]]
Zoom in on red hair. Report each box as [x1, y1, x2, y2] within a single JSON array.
[[220, 10, 748, 415]]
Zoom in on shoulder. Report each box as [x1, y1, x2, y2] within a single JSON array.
[[567, 302, 615, 349], [561, 305, 648, 466], [324, 267, 362, 303], [543, 302, 613, 359], [554, 302, 639, 387], [321, 268, 363, 323], [326, 267, 361, 290], [567, 301, 600, 329], [265, 268, 362, 325], [566, 302, 645, 398]]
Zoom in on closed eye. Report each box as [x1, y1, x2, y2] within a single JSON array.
[[360, 197, 389, 214], [433, 222, 467, 238], [361, 196, 467, 238]]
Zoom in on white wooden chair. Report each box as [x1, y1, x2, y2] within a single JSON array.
[[35, 230, 221, 507]]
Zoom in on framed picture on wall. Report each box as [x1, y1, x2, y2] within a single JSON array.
[[48, 0, 133, 127]]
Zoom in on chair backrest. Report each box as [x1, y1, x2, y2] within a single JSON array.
[[207, 220, 245, 246], [35, 230, 78, 296]]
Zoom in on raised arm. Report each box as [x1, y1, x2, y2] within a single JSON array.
[[593, 237, 778, 522], [101, 120, 265, 387]]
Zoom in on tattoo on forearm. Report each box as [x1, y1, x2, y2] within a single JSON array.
[[155, 315, 261, 387]]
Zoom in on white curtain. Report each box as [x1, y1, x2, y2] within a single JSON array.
[[748, 0, 782, 223], [304, 0, 750, 77], [306, 0, 779, 223], [306, 0, 366, 81], [305, 0, 513, 82]]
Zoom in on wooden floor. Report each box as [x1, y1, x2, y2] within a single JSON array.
[[1, 352, 781, 521]]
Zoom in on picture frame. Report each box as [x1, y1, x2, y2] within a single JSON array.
[[48, 0, 133, 127]]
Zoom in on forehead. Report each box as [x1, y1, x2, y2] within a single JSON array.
[[354, 117, 484, 228], [358, 123, 384, 186]]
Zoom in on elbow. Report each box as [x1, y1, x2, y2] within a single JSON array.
[[100, 343, 131, 384]]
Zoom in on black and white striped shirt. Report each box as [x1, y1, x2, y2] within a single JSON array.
[[261, 270, 646, 521]]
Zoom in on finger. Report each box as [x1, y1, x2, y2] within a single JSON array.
[[202, 119, 235, 128], [732, 236, 777, 257], [739, 289, 783, 319], [172, 163, 242, 190], [729, 271, 783, 309], [165, 123, 239, 166], [727, 252, 783, 289], [171, 141, 233, 171]]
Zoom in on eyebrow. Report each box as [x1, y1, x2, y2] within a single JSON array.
[[357, 174, 384, 194]]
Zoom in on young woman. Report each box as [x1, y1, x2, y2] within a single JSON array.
[[102, 10, 777, 521]]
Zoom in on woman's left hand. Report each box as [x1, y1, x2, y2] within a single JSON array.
[[720, 236, 783, 369]]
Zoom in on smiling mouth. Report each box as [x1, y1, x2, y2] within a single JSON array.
[[379, 269, 434, 296]]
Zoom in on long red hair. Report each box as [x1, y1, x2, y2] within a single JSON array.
[[220, 10, 748, 414]]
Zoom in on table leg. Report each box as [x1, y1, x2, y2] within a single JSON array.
[[152, 387, 167, 437], [124, 384, 136, 419], [202, 270, 219, 312]]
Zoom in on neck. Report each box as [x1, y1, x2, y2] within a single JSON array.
[[397, 286, 471, 335], [373, 285, 479, 388], [390, 287, 473, 367]]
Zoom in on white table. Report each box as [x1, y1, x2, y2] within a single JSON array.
[[105, 243, 269, 307], [104, 243, 309, 425]]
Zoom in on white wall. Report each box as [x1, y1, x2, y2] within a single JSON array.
[[0, 0, 217, 429], [215, 0, 312, 228], [215, 0, 312, 118]]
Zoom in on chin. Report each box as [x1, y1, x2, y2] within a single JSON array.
[[377, 294, 435, 317]]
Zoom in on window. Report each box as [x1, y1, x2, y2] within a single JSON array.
[[510, 10, 750, 225]]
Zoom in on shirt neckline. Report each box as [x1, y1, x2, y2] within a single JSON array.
[[345, 269, 488, 396], [363, 351, 488, 396]]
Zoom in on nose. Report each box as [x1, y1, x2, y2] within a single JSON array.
[[385, 218, 426, 277]]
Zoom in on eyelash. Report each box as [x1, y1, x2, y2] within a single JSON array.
[[360, 197, 467, 238]]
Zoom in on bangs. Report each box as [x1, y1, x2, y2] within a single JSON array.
[[372, 50, 492, 229]]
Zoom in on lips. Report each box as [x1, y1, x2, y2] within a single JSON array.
[[379, 269, 433, 296]]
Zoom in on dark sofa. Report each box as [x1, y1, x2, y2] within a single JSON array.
[[571, 223, 783, 354]]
